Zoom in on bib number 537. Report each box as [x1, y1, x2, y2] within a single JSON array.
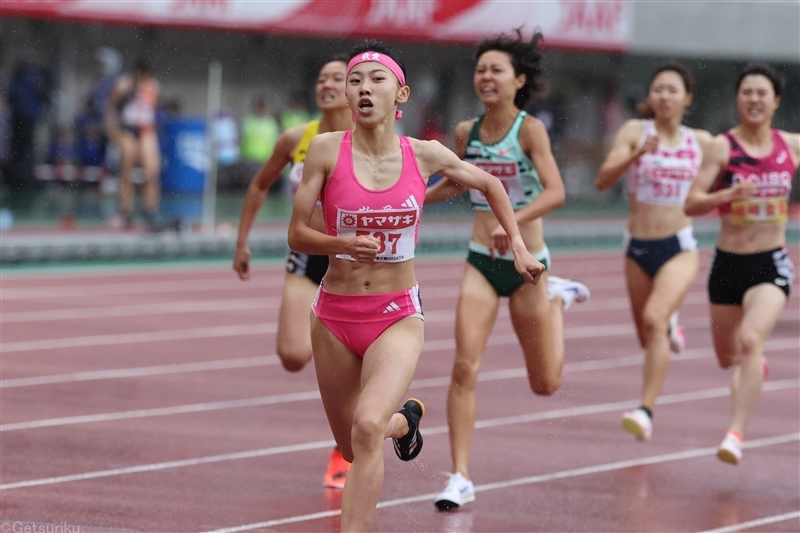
[[356, 230, 401, 254]]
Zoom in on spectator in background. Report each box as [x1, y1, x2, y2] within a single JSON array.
[[8, 58, 52, 191], [105, 58, 161, 230], [47, 128, 75, 166], [0, 93, 10, 185], [280, 90, 310, 131], [240, 98, 279, 188], [74, 100, 105, 168]]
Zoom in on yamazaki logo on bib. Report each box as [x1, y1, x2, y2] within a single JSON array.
[[336, 207, 419, 262], [470, 160, 526, 205]]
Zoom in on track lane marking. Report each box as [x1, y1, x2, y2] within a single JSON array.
[[1, 381, 796, 491], [203, 432, 800, 533], [698, 511, 800, 533], [2, 338, 797, 429]]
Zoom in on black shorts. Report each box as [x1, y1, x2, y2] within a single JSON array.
[[708, 247, 793, 305], [286, 250, 328, 286]]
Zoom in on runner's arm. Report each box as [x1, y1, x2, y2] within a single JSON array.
[[418, 139, 544, 283], [233, 128, 300, 279], [513, 116, 565, 224], [684, 135, 753, 216], [595, 119, 649, 191], [287, 134, 379, 262]]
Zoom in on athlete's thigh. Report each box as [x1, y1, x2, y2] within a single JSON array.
[[454, 264, 500, 363], [625, 257, 653, 345], [709, 303, 744, 367], [509, 274, 554, 370], [311, 315, 362, 452], [139, 134, 161, 176], [739, 284, 788, 344], [645, 250, 699, 318], [119, 134, 139, 170], [359, 318, 425, 424], [277, 273, 318, 359]]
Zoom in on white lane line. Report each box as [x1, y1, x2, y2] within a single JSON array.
[[0, 323, 276, 354], [3, 338, 796, 430], [204, 432, 800, 533], [0, 356, 281, 389], [698, 511, 800, 533], [0, 297, 279, 324], [2, 381, 796, 491], [0, 277, 282, 300]]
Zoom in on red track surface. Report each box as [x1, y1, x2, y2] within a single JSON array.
[[1, 248, 798, 532]]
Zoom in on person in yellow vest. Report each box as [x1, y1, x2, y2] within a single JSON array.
[[233, 56, 354, 490], [280, 91, 311, 131], [240, 97, 280, 184]]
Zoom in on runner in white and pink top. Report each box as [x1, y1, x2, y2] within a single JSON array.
[[595, 62, 714, 442], [287, 39, 543, 533]]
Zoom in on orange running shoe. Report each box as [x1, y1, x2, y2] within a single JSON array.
[[323, 447, 351, 489]]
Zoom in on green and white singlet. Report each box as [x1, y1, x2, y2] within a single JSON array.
[[464, 111, 543, 211]]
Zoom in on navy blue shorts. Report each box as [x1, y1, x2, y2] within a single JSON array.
[[625, 226, 697, 278]]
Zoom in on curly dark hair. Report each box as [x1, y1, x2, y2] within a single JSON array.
[[346, 39, 407, 82], [474, 28, 546, 109], [736, 63, 784, 97]]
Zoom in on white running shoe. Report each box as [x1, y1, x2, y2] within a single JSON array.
[[668, 312, 686, 353], [548, 275, 591, 311], [621, 408, 653, 441], [434, 472, 475, 511], [717, 431, 743, 465]]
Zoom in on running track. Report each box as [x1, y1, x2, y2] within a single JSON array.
[[1, 248, 798, 532]]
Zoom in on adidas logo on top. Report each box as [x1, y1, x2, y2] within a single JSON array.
[[401, 195, 419, 208], [383, 301, 401, 313]]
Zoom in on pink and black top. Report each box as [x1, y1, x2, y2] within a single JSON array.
[[717, 129, 797, 224], [321, 130, 426, 263]]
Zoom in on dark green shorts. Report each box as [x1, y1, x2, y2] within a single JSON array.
[[466, 245, 551, 297]]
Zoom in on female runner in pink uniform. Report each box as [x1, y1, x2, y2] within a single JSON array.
[[685, 64, 799, 465], [288, 40, 544, 532]]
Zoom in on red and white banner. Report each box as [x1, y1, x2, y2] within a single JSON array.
[[2, 0, 632, 51]]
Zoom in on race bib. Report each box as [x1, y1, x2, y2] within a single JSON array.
[[635, 177, 692, 206], [469, 161, 526, 206], [288, 163, 304, 196], [335, 207, 419, 262], [731, 198, 789, 225]]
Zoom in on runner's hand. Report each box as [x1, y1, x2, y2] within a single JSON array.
[[233, 246, 252, 280], [515, 254, 545, 285], [637, 135, 659, 157], [489, 226, 510, 259], [728, 181, 757, 202], [346, 235, 381, 263]]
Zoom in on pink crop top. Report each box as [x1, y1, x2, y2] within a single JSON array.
[[321, 130, 427, 263]]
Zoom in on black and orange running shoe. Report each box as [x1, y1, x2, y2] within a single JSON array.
[[393, 398, 425, 461]]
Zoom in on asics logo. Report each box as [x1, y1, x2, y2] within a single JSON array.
[[774, 278, 788, 286], [629, 247, 645, 256], [777, 151, 788, 165]]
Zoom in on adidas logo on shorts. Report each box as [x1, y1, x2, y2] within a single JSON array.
[[383, 301, 401, 313]]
